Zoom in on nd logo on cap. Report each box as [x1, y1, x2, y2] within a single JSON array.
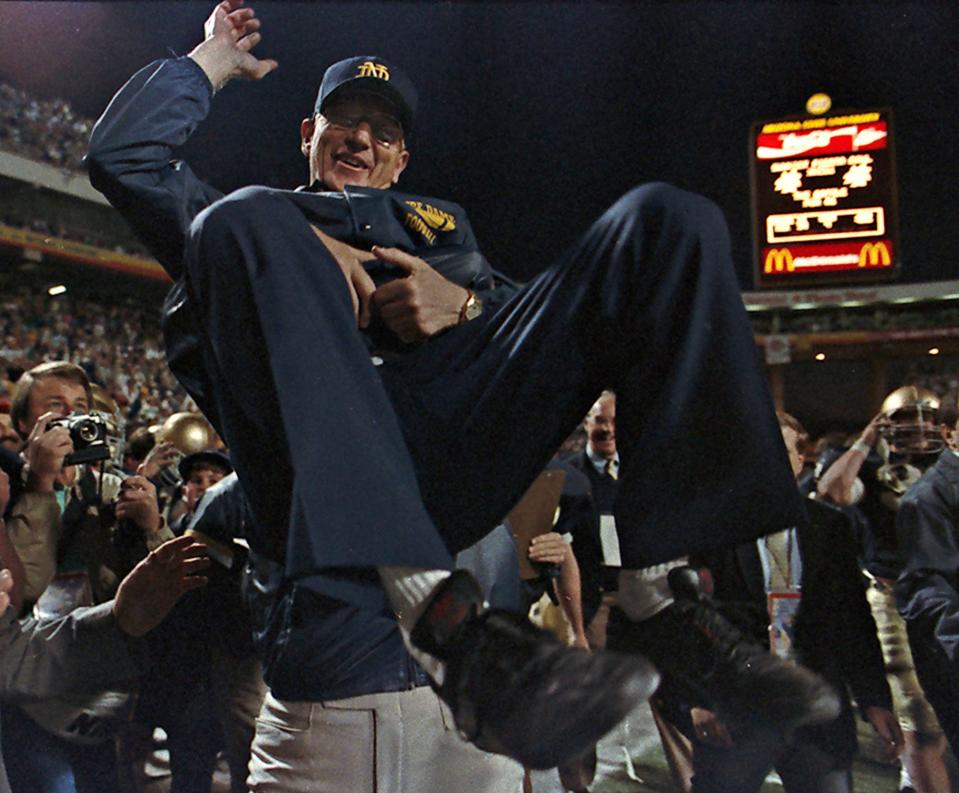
[[316, 55, 418, 134], [356, 61, 390, 81]]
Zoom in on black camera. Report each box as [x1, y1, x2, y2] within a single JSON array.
[[49, 413, 112, 465]]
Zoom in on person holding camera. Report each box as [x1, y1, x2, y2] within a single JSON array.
[[8, 362, 172, 608], [3, 361, 174, 793], [0, 463, 211, 793]]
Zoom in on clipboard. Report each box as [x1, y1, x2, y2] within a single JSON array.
[[507, 469, 567, 580]]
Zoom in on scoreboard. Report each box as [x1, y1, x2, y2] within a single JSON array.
[[751, 108, 899, 289]]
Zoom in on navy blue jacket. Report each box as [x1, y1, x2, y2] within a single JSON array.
[[895, 450, 959, 751], [896, 451, 959, 664], [87, 57, 516, 442], [87, 57, 505, 699]]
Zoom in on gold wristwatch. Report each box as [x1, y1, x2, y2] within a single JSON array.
[[458, 289, 483, 324]]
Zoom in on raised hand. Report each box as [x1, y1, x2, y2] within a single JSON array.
[[23, 412, 73, 491], [115, 475, 162, 533], [189, 0, 278, 91], [0, 569, 11, 614], [112, 535, 210, 637], [137, 441, 179, 480]]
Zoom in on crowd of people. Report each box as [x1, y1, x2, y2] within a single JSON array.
[[0, 283, 190, 425], [3, 357, 959, 793], [0, 210, 153, 260], [751, 303, 959, 336], [0, 82, 93, 172]]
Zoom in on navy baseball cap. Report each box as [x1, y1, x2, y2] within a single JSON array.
[[179, 448, 232, 481], [315, 56, 417, 134]]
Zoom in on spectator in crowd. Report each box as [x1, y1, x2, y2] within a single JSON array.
[[0, 460, 210, 793], [0, 283, 189, 423], [896, 391, 959, 759], [557, 392, 693, 789], [168, 448, 232, 534], [122, 425, 156, 476], [7, 361, 171, 606], [3, 361, 174, 793], [134, 469, 263, 793], [0, 81, 94, 172], [677, 411, 901, 792], [817, 386, 953, 793], [556, 390, 620, 649], [0, 414, 18, 452]]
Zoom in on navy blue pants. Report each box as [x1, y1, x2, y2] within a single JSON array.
[[183, 183, 802, 603], [690, 727, 851, 793]]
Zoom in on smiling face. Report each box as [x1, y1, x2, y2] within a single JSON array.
[[584, 393, 616, 460], [301, 92, 409, 191]]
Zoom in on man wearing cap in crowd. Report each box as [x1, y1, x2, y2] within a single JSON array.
[[169, 448, 232, 534], [88, 1, 821, 787]]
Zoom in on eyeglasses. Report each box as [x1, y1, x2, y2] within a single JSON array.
[[322, 110, 404, 148]]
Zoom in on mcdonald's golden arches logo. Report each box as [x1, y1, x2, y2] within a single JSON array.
[[357, 61, 390, 81], [764, 248, 795, 274], [858, 241, 891, 268]]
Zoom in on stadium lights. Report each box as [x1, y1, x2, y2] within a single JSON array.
[[814, 352, 826, 361], [929, 347, 941, 356], [890, 296, 920, 304], [47, 284, 67, 296]]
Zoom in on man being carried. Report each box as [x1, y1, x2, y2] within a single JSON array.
[[87, 0, 826, 776]]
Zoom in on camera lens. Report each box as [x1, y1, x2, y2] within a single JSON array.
[[76, 419, 100, 443]]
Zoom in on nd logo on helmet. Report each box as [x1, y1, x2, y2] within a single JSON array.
[[858, 241, 891, 268], [763, 249, 795, 274]]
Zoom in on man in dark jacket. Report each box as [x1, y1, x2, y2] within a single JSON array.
[[897, 394, 959, 758], [681, 412, 901, 792], [86, 0, 812, 773]]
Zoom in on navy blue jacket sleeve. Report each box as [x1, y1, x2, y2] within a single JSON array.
[[86, 57, 224, 277], [896, 461, 959, 666]]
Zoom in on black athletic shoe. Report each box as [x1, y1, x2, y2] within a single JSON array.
[[412, 570, 659, 769], [664, 566, 840, 734]]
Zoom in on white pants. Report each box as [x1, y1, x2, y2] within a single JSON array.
[[248, 686, 524, 793]]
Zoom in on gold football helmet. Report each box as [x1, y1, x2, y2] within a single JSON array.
[[156, 412, 216, 455], [153, 412, 217, 487], [878, 385, 942, 457]]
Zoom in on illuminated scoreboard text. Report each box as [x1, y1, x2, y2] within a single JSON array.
[[751, 110, 899, 288]]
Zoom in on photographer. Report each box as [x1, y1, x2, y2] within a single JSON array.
[[3, 361, 174, 793], [8, 362, 172, 608]]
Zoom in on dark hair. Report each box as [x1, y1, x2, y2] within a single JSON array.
[[126, 426, 156, 462], [939, 391, 959, 431]]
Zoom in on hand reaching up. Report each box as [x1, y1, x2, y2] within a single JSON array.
[[189, 1, 278, 91]]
